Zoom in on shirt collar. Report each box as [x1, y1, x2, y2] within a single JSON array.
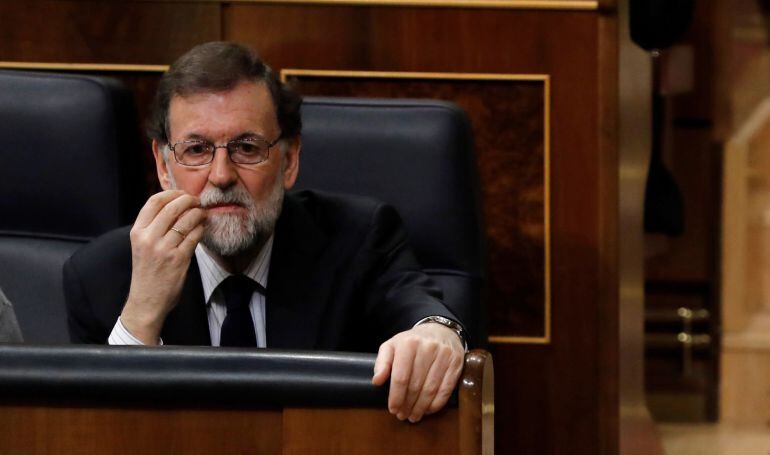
[[194, 235, 274, 304]]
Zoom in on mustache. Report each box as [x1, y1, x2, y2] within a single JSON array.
[[199, 186, 252, 208]]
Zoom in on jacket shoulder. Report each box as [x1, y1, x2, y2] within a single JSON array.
[[65, 225, 132, 275]]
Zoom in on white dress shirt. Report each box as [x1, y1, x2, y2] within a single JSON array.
[[108, 236, 273, 347]]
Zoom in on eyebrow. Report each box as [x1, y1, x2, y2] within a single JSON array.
[[231, 131, 269, 141], [180, 131, 268, 142]]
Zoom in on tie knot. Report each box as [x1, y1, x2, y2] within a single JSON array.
[[219, 275, 259, 310]]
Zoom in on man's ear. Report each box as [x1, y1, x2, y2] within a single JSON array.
[[152, 140, 173, 190], [282, 136, 301, 190]]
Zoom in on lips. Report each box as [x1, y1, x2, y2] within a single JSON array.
[[204, 203, 245, 213]]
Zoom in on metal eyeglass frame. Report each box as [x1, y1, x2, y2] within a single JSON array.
[[167, 134, 283, 166]]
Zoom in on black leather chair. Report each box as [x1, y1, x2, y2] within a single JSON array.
[[0, 70, 147, 343], [297, 97, 485, 343]]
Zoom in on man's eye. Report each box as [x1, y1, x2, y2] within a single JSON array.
[[184, 144, 209, 155], [233, 142, 264, 155]]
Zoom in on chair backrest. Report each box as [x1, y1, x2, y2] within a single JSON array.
[[0, 70, 148, 343], [296, 97, 485, 343]]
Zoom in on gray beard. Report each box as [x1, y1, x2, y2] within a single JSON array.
[[198, 178, 284, 257]]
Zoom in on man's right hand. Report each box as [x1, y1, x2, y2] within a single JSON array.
[[120, 190, 206, 345]]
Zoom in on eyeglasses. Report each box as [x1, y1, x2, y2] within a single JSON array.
[[168, 135, 282, 166]]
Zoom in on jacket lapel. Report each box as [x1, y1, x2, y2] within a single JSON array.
[[266, 193, 330, 349], [161, 260, 211, 345]]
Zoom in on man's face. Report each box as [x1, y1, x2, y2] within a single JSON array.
[[153, 80, 300, 257]]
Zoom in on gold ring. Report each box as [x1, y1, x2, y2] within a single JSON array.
[[170, 226, 187, 238]]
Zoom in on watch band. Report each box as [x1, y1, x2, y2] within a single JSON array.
[[414, 315, 468, 352]]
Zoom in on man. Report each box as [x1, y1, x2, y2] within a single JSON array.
[[0, 287, 23, 343], [64, 41, 466, 423]]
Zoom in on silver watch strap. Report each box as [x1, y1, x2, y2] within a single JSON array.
[[414, 315, 468, 352]]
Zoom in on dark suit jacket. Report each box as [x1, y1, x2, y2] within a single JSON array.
[[64, 190, 458, 352]]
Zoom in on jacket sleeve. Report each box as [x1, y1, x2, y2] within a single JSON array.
[[356, 203, 463, 340], [63, 257, 109, 344]]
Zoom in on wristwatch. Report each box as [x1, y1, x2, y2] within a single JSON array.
[[415, 315, 468, 352]]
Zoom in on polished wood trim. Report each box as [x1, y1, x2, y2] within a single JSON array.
[[543, 74, 552, 345], [282, 68, 549, 82], [488, 335, 550, 344], [281, 68, 553, 345], [165, 0, 599, 11], [459, 350, 495, 455], [0, 62, 168, 73]]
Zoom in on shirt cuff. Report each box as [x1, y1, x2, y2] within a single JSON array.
[[108, 318, 163, 346]]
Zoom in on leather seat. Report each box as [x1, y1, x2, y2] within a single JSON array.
[[0, 70, 148, 343], [296, 97, 485, 344]]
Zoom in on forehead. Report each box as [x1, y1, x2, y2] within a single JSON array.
[[167, 80, 278, 140]]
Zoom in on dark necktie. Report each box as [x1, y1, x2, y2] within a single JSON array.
[[219, 274, 263, 347]]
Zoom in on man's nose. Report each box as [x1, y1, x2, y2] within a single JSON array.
[[208, 147, 238, 188]]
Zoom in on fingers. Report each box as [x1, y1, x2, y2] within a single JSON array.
[[162, 207, 206, 248], [134, 190, 186, 229], [372, 342, 395, 386], [400, 342, 439, 421], [407, 345, 451, 422], [177, 223, 205, 255], [380, 324, 467, 423], [387, 338, 418, 419], [144, 193, 201, 240], [426, 353, 464, 415]]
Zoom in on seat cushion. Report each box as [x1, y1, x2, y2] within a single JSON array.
[[0, 236, 85, 343]]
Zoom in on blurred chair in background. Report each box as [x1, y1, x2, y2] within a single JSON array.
[[0, 70, 148, 343]]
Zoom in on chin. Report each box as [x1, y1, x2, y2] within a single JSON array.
[[198, 176, 285, 258], [202, 212, 260, 257]]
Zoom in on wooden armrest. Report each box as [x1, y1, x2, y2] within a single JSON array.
[[460, 349, 495, 455]]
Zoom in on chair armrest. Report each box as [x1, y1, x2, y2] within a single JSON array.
[[460, 349, 494, 455]]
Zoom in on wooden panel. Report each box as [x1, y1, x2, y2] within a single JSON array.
[[226, 0, 602, 9], [0, 1, 221, 64], [224, 5, 370, 68], [284, 71, 549, 340], [0, 406, 282, 454], [283, 408, 458, 454]]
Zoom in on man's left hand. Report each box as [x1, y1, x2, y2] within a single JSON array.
[[372, 323, 465, 423]]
